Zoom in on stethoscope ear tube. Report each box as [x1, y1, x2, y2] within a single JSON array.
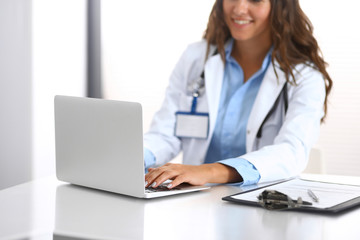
[[256, 83, 288, 139], [187, 48, 219, 97]]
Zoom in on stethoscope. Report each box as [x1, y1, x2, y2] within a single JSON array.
[[187, 48, 218, 114], [187, 48, 288, 139], [256, 82, 288, 139]]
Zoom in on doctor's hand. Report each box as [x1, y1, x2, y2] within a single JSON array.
[[144, 163, 242, 189]]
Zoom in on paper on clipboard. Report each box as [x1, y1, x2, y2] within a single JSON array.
[[228, 178, 360, 210]]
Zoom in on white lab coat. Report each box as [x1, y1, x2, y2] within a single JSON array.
[[144, 40, 325, 183]]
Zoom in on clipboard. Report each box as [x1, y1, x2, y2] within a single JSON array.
[[222, 178, 360, 213]]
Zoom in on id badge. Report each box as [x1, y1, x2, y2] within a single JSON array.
[[174, 111, 209, 139]]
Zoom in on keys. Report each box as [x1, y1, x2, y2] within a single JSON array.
[[145, 184, 181, 192], [257, 189, 312, 210]]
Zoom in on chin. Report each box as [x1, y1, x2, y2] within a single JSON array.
[[231, 35, 253, 42]]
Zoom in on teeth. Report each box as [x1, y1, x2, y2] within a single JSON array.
[[234, 20, 250, 25]]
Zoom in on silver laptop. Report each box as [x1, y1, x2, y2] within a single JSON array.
[[54, 95, 209, 198]]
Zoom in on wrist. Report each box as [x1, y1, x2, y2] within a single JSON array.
[[203, 163, 242, 184]]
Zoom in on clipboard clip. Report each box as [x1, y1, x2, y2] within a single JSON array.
[[257, 190, 312, 210]]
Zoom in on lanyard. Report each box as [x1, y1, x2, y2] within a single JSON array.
[[190, 76, 203, 113], [191, 92, 199, 114]]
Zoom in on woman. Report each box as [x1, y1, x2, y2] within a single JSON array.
[[144, 0, 332, 189]]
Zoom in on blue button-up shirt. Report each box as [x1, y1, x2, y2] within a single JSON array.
[[204, 39, 272, 185]]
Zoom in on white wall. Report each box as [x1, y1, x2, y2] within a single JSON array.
[[102, 0, 215, 132], [300, 0, 360, 175], [0, 0, 86, 190], [103, 0, 360, 176], [0, 0, 32, 190], [32, 0, 86, 181]]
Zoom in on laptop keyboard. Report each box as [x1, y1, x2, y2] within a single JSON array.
[[145, 184, 181, 193]]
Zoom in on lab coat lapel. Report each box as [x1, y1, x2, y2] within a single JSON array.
[[204, 54, 224, 142], [246, 61, 286, 152]]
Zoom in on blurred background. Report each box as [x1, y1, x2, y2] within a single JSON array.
[[1, 0, 359, 190]]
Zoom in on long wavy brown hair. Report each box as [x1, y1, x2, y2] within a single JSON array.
[[203, 0, 333, 121]]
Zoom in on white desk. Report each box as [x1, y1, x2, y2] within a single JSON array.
[[1, 174, 360, 240]]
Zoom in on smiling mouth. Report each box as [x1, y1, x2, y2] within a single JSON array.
[[234, 20, 251, 25]]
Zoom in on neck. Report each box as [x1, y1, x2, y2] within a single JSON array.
[[231, 38, 272, 66], [231, 33, 272, 82]]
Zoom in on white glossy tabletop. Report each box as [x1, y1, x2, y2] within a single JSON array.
[[1, 174, 360, 240]]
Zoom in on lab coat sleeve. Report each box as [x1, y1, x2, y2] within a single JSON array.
[[143, 43, 205, 166], [242, 66, 326, 183]]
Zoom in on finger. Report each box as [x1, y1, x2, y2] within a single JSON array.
[[145, 164, 179, 188], [167, 175, 186, 189], [151, 170, 178, 188], [145, 167, 164, 187], [145, 168, 157, 187]]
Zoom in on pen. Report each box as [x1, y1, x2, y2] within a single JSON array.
[[307, 189, 319, 202]]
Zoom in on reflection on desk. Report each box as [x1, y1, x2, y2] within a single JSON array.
[[55, 184, 145, 239], [1, 174, 360, 240]]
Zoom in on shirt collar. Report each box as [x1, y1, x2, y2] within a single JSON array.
[[225, 39, 234, 61]]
